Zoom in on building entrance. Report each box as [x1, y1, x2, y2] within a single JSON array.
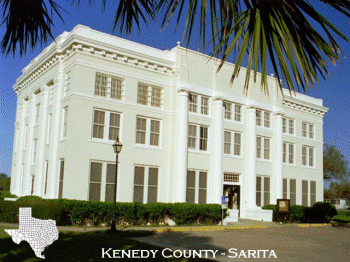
[[223, 185, 240, 210]]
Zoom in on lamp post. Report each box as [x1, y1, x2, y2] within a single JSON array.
[[111, 137, 123, 232]]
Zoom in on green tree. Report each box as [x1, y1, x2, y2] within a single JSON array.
[[323, 143, 348, 180], [0, 173, 11, 191], [1, 0, 350, 95]]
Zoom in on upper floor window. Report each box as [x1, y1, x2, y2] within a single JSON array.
[[189, 93, 209, 115], [302, 146, 314, 167], [257, 136, 270, 160], [136, 117, 160, 146], [256, 109, 270, 128], [95, 73, 123, 100], [188, 124, 208, 151], [283, 118, 294, 135], [224, 130, 242, 156], [224, 102, 242, 122], [283, 142, 294, 164], [137, 83, 162, 107], [302, 122, 314, 139], [92, 109, 121, 141]]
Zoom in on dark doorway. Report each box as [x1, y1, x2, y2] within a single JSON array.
[[223, 185, 240, 210]]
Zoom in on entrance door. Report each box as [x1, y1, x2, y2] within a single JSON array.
[[223, 185, 240, 210]]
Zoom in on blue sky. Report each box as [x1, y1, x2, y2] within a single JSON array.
[[0, 1, 349, 176]]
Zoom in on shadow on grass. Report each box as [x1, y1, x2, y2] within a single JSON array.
[[0, 228, 217, 261]]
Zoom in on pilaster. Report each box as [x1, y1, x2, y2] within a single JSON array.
[[272, 112, 283, 204], [246, 106, 257, 208]]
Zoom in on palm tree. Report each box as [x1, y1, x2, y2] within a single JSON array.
[[1, 0, 350, 95]]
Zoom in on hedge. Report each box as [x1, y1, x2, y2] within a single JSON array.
[[262, 202, 337, 223], [0, 198, 225, 226]]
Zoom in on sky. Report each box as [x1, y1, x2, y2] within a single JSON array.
[[0, 1, 350, 176]]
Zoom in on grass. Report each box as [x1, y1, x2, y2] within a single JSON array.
[[0, 227, 214, 261], [333, 210, 350, 222]]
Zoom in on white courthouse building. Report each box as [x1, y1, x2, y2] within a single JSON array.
[[10, 25, 328, 221]]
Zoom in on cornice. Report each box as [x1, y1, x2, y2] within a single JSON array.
[[282, 97, 328, 117], [14, 39, 177, 94]]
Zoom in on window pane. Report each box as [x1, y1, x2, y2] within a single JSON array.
[[309, 125, 314, 139], [95, 74, 107, 96], [302, 146, 307, 165], [289, 119, 294, 134], [234, 133, 241, 156], [264, 138, 270, 159], [151, 86, 162, 107], [264, 112, 270, 127], [310, 181, 316, 206], [199, 172, 207, 189], [189, 94, 197, 113], [109, 113, 120, 141], [309, 147, 314, 166], [188, 125, 197, 149], [256, 110, 261, 126], [134, 166, 145, 185], [224, 131, 231, 154], [186, 189, 195, 203], [290, 179, 296, 205], [111, 77, 122, 99], [134, 186, 144, 203], [282, 118, 287, 133], [302, 123, 307, 137], [224, 102, 232, 120], [256, 176, 261, 207], [148, 168, 158, 186], [283, 143, 287, 163], [187, 171, 196, 188], [137, 84, 148, 105], [283, 179, 287, 199], [105, 184, 114, 202], [302, 180, 308, 206], [106, 164, 116, 183], [90, 162, 102, 182], [198, 189, 207, 204], [256, 137, 262, 158], [150, 120, 160, 146], [199, 126, 208, 151], [93, 110, 105, 139], [89, 183, 101, 201], [147, 187, 158, 203], [136, 118, 146, 144], [264, 177, 270, 205], [289, 144, 294, 164], [235, 105, 241, 122], [201, 96, 209, 115]]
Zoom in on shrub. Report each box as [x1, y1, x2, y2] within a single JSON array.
[[0, 201, 65, 225], [17, 195, 44, 201], [262, 204, 307, 223], [0, 191, 17, 200], [303, 202, 337, 223]]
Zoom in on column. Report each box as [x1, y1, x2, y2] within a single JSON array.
[[174, 90, 189, 202], [246, 106, 257, 208], [34, 86, 49, 196], [47, 58, 64, 198], [210, 98, 224, 204], [273, 113, 283, 203]]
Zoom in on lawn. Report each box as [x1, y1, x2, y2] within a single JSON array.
[[333, 210, 350, 222], [0, 227, 214, 261]]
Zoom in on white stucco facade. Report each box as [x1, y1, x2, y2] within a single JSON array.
[[10, 25, 328, 221]]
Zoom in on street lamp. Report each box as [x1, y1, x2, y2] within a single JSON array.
[[111, 137, 123, 232]]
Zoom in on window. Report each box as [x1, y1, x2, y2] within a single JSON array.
[[32, 139, 37, 164], [95, 73, 107, 97], [283, 179, 287, 199], [105, 164, 116, 202], [92, 109, 121, 141], [199, 126, 208, 151], [188, 124, 208, 151], [302, 180, 308, 206], [283, 142, 294, 164], [137, 83, 162, 107], [224, 173, 239, 183], [136, 117, 161, 146], [302, 146, 314, 167], [58, 159, 65, 199], [108, 113, 120, 141], [302, 122, 314, 139], [133, 166, 158, 203], [189, 94, 198, 113], [256, 109, 270, 127], [186, 170, 207, 204], [95, 73, 123, 100], [201, 97, 209, 115], [224, 102, 242, 121], [44, 161, 49, 194], [283, 118, 294, 135], [62, 107, 68, 138], [310, 181, 316, 206], [290, 179, 296, 205], [93, 110, 105, 139], [35, 104, 40, 124], [256, 176, 270, 207], [224, 131, 242, 156], [89, 162, 102, 201], [189, 93, 209, 115], [257, 136, 270, 160], [47, 114, 52, 144], [224, 102, 232, 120], [111, 77, 122, 100]]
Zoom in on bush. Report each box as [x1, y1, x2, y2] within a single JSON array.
[[0, 191, 17, 200], [303, 202, 337, 223], [17, 195, 44, 201], [0, 201, 65, 225]]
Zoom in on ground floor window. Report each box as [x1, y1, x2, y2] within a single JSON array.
[[256, 176, 270, 207], [186, 170, 207, 204], [302, 180, 308, 206], [89, 161, 117, 201], [310, 181, 316, 206], [58, 159, 65, 199], [133, 166, 158, 203], [283, 178, 297, 205]]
